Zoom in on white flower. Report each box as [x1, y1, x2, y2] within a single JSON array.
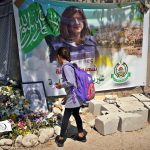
[[3, 91, 7, 95], [9, 80, 13, 83], [6, 92, 11, 96], [10, 95, 15, 99], [15, 90, 20, 94], [20, 96, 25, 99], [10, 80, 17, 85]]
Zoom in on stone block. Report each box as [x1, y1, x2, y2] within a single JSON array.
[[116, 99, 144, 112], [116, 96, 138, 101], [135, 107, 149, 123], [116, 101, 143, 108], [118, 113, 145, 132], [101, 104, 122, 114], [131, 94, 150, 102], [142, 102, 150, 109], [88, 100, 107, 116], [143, 102, 150, 122], [95, 114, 119, 135]]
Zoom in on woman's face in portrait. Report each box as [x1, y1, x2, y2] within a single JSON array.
[[68, 12, 84, 35]]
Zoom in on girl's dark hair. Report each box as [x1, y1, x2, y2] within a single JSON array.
[[57, 47, 71, 62], [60, 6, 89, 40]]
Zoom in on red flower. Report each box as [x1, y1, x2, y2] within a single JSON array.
[[18, 120, 24, 129]]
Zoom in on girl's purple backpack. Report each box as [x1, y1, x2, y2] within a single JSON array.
[[62, 63, 95, 103]]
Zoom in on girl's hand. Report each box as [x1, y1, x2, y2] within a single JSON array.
[[55, 83, 62, 89], [61, 96, 67, 105]]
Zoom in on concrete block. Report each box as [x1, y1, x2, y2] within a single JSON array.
[[101, 104, 122, 114], [116, 100, 144, 112], [118, 101, 144, 107], [131, 94, 150, 102], [118, 113, 145, 132], [116, 96, 138, 101], [142, 102, 150, 109], [117, 103, 148, 122], [101, 108, 148, 123], [88, 100, 107, 116], [95, 114, 119, 135], [142, 102, 150, 122], [101, 110, 109, 115], [135, 107, 149, 123]]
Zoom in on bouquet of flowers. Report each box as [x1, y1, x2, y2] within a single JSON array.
[[0, 80, 56, 139]]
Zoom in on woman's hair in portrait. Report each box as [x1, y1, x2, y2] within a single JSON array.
[[57, 47, 71, 62], [26, 89, 42, 101], [60, 6, 89, 40]]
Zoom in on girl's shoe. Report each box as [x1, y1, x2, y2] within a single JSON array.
[[74, 135, 87, 142], [55, 135, 65, 147]]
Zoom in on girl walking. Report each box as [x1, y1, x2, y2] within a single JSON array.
[[55, 47, 86, 147]]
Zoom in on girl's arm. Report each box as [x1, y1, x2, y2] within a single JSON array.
[[55, 65, 76, 89], [62, 65, 76, 88]]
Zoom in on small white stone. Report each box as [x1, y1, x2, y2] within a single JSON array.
[[54, 126, 61, 135], [69, 116, 74, 122], [0, 139, 4, 146], [38, 134, 49, 144], [46, 112, 54, 118], [22, 134, 38, 147], [15, 135, 23, 144], [15, 135, 23, 147], [54, 101, 61, 105], [88, 119, 95, 128], [53, 107, 62, 114], [0, 139, 13, 146], [39, 128, 54, 138], [0, 146, 11, 150]]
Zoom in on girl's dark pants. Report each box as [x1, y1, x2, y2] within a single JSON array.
[[60, 107, 83, 137]]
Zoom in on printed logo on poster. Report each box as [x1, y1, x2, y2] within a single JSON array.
[[111, 62, 131, 83]]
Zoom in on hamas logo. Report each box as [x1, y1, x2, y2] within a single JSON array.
[[111, 62, 131, 83]]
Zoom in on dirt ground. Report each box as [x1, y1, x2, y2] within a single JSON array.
[[16, 111, 150, 150], [17, 86, 150, 150]]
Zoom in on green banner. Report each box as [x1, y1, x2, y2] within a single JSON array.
[[19, 2, 60, 53]]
